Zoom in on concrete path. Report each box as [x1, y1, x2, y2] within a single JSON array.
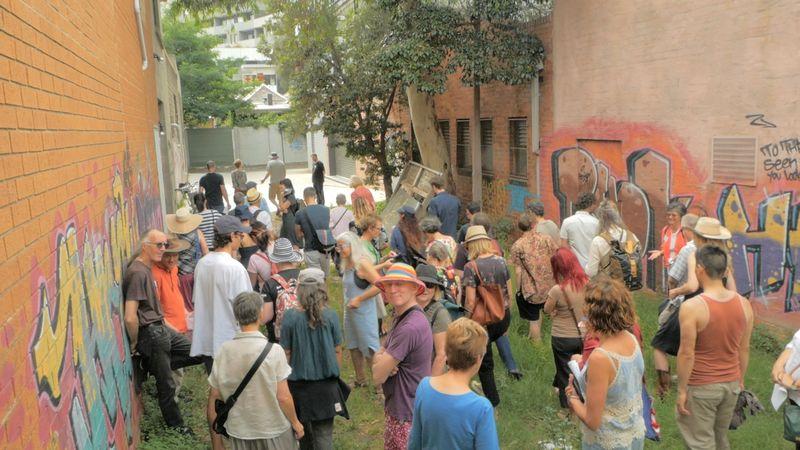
[[186, 168, 386, 211]]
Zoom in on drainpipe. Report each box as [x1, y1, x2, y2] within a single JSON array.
[[134, 0, 148, 70]]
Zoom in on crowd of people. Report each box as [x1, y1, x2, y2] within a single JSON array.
[[123, 158, 798, 450]]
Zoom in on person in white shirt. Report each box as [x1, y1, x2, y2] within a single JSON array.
[[330, 194, 355, 239], [559, 192, 600, 269], [585, 200, 639, 277], [208, 291, 303, 450], [191, 215, 272, 373]]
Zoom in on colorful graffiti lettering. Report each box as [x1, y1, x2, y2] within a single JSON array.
[[26, 149, 162, 449]]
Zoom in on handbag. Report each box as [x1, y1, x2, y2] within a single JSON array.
[[515, 254, 541, 321], [213, 342, 273, 438], [467, 260, 505, 326]]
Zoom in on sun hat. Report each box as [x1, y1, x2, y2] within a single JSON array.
[[693, 217, 732, 240], [270, 152, 279, 159], [298, 268, 326, 285], [398, 205, 416, 217], [415, 264, 444, 289], [374, 262, 425, 295], [165, 207, 202, 234], [269, 238, 304, 264], [163, 237, 191, 254], [233, 205, 254, 221], [214, 215, 251, 235], [681, 213, 699, 231], [464, 225, 491, 243], [247, 188, 262, 204]]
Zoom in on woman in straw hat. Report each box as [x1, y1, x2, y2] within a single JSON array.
[[166, 207, 209, 276]]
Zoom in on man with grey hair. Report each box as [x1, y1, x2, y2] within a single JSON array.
[[191, 216, 267, 373], [123, 229, 202, 434], [208, 291, 304, 449], [295, 187, 334, 278]]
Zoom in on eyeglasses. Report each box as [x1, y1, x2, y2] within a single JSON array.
[[146, 241, 169, 249]]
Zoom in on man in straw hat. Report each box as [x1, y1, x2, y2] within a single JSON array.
[[262, 237, 304, 342], [191, 216, 262, 373], [165, 207, 208, 277], [246, 187, 272, 230], [152, 237, 192, 333], [123, 229, 203, 434], [372, 263, 432, 450], [677, 239, 753, 450]]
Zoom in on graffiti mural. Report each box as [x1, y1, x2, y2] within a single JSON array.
[[21, 149, 163, 449], [543, 118, 800, 319]]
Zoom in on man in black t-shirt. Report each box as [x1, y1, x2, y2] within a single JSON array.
[[295, 187, 333, 279], [311, 153, 325, 205], [199, 160, 229, 213], [122, 229, 203, 434]]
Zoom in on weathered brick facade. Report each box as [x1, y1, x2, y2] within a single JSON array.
[[0, 0, 163, 447]]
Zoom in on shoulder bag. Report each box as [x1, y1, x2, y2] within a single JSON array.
[[213, 342, 274, 438], [560, 289, 583, 340], [467, 260, 505, 326]]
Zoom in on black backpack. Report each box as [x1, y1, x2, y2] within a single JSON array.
[[599, 230, 643, 291]]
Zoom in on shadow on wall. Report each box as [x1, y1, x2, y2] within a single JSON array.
[[23, 148, 162, 449]]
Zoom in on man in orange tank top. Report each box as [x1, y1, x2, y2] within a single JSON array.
[[676, 245, 754, 449]]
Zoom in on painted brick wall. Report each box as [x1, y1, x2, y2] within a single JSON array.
[[545, 0, 800, 327], [0, 0, 163, 448]]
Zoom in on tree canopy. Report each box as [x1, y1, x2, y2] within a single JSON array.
[[163, 16, 253, 126]]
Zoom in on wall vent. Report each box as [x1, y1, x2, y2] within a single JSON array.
[[711, 137, 756, 186]]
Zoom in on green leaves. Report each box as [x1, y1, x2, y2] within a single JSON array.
[[163, 16, 253, 126]]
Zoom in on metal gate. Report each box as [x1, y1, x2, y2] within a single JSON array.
[[331, 144, 356, 177], [187, 128, 234, 168]]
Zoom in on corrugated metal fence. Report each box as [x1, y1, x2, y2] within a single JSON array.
[[187, 126, 308, 168]]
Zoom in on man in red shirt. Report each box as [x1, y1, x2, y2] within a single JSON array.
[[152, 237, 190, 334]]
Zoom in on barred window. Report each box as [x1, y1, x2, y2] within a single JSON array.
[[439, 120, 450, 153], [481, 119, 493, 174], [510, 118, 528, 180], [456, 120, 470, 170]]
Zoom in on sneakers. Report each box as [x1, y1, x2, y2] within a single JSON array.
[[508, 370, 524, 381], [169, 426, 195, 437]]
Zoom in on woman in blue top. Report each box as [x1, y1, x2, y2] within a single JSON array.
[[408, 318, 500, 450]]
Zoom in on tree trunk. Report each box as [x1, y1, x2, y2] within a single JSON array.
[[375, 147, 394, 198], [405, 85, 449, 172], [471, 83, 481, 203]]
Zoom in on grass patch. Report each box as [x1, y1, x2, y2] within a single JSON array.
[[140, 279, 791, 449]]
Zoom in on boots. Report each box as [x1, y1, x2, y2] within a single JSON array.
[[657, 369, 671, 399]]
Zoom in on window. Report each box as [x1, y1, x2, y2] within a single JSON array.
[[438, 120, 450, 154], [266, 74, 277, 86], [456, 120, 470, 170], [712, 137, 756, 185], [481, 119, 493, 174], [510, 118, 528, 180]]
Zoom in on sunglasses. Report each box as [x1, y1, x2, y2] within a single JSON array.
[[146, 241, 169, 249], [424, 282, 437, 290]]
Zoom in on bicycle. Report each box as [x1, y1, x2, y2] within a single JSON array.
[[175, 181, 199, 213]]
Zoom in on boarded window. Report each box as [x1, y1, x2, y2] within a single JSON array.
[[456, 120, 470, 169], [510, 118, 528, 180], [481, 119, 493, 174], [712, 137, 756, 185]]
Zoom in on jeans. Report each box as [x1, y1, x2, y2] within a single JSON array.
[[137, 323, 204, 427], [495, 334, 519, 371], [479, 309, 511, 407], [313, 181, 325, 205], [299, 418, 334, 450], [209, 203, 224, 214], [304, 250, 331, 279]]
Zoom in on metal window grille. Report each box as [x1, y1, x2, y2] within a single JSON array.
[[711, 137, 756, 185], [510, 118, 528, 180], [481, 119, 493, 174], [456, 120, 470, 169]]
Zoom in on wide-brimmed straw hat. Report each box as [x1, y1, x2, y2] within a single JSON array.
[[269, 238, 304, 264], [464, 225, 491, 243], [163, 237, 191, 253], [166, 207, 202, 234], [374, 263, 425, 295], [246, 188, 262, 204], [693, 217, 731, 240]]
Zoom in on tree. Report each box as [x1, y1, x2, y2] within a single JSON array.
[[259, 1, 404, 196], [163, 16, 253, 126]]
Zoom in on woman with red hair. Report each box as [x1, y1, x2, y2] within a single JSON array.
[[544, 248, 589, 409]]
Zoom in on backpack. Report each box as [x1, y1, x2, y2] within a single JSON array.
[[272, 274, 299, 340], [599, 229, 643, 291]]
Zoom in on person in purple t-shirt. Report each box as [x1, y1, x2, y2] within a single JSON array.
[[372, 263, 433, 450]]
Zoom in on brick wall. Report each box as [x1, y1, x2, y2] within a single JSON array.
[[0, 0, 163, 448]]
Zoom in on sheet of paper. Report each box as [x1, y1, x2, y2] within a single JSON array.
[[567, 360, 587, 398], [772, 384, 789, 411]]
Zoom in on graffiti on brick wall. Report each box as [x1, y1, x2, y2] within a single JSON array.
[[760, 137, 800, 182], [718, 185, 800, 312], [26, 155, 162, 448]]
